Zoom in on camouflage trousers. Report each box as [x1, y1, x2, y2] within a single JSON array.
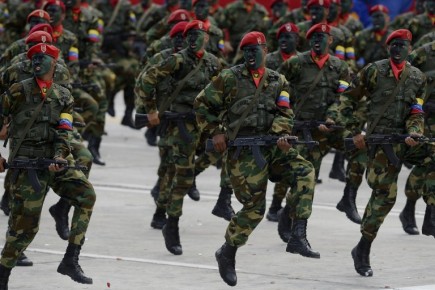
[[1, 154, 96, 268], [72, 87, 98, 136], [272, 128, 347, 202], [166, 120, 200, 218], [404, 117, 435, 201], [361, 143, 435, 242], [345, 148, 368, 189], [156, 144, 174, 210], [225, 146, 315, 247]]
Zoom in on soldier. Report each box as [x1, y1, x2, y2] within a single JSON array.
[[136, 20, 221, 255], [136, 0, 179, 39], [408, 0, 435, 45], [195, 31, 319, 287], [414, 31, 435, 48], [0, 43, 96, 288], [390, 0, 426, 30], [276, 24, 351, 239], [2, 0, 36, 46], [135, 21, 188, 229], [399, 40, 435, 237], [265, 22, 300, 222], [215, 0, 269, 63], [332, 29, 435, 277], [354, 5, 393, 69], [339, 0, 363, 35]]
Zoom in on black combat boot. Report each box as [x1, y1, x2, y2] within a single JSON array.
[[121, 110, 137, 129], [277, 205, 292, 243], [162, 216, 182, 255], [0, 264, 11, 290], [215, 242, 237, 286], [212, 187, 235, 221], [187, 180, 200, 201], [0, 192, 10, 216], [150, 207, 167, 229], [286, 219, 320, 258], [16, 252, 33, 267], [336, 185, 362, 224], [266, 196, 283, 222], [399, 199, 419, 235], [422, 205, 435, 238], [57, 243, 93, 284], [49, 199, 72, 240], [329, 151, 346, 182], [88, 136, 106, 166], [107, 90, 116, 117], [144, 127, 158, 147], [351, 236, 373, 277], [121, 86, 139, 130]]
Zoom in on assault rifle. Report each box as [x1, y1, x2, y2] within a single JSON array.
[[135, 111, 196, 142], [205, 135, 319, 169], [344, 134, 435, 168], [293, 120, 344, 150], [5, 158, 88, 192]]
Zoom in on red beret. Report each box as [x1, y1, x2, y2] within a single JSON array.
[[183, 20, 208, 37], [277, 22, 299, 39], [270, 0, 286, 7], [306, 23, 331, 39], [369, 4, 389, 15], [27, 43, 60, 60], [192, 0, 206, 6], [330, 0, 341, 4], [240, 31, 267, 49], [25, 31, 53, 44], [42, 0, 66, 13], [169, 21, 188, 38], [307, 0, 330, 8], [386, 29, 412, 45], [26, 9, 50, 23], [28, 23, 53, 36], [168, 9, 190, 24]]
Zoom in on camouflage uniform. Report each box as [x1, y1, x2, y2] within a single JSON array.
[[414, 31, 435, 48], [354, 27, 393, 69], [400, 41, 435, 235], [408, 12, 435, 45], [336, 59, 435, 242], [194, 63, 316, 248], [0, 2, 9, 54], [0, 78, 96, 268], [339, 13, 364, 35], [2, 1, 35, 46], [278, 51, 351, 178], [215, 0, 269, 62]]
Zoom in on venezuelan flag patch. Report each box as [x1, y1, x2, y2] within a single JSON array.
[[57, 113, 73, 130], [68, 47, 79, 61], [410, 98, 424, 114], [88, 29, 100, 43], [335, 45, 345, 60], [97, 19, 104, 34], [337, 80, 349, 93], [218, 39, 225, 51], [277, 91, 290, 108], [345, 47, 355, 60]]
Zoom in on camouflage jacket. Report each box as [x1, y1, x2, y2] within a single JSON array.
[[265, 51, 299, 71], [390, 11, 416, 30], [194, 64, 293, 138], [333, 59, 426, 135], [137, 48, 221, 114], [0, 38, 27, 74], [278, 51, 350, 121], [216, 0, 269, 47], [408, 13, 434, 45], [63, 7, 101, 62], [409, 41, 435, 106], [340, 13, 363, 35], [1, 78, 73, 159], [354, 28, 394, 69], [414, 31, 435, 49]]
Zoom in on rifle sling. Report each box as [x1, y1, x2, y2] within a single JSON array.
[[293, 59, 326, 118], [106, 0, 123, 30], [228, 69, 269, 141], [366, 67, 410, 137], [8, 84, 52, 162], [158, 58, 204, 114]]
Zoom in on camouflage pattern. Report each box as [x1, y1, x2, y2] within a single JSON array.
[[265, 51, 299, 71], [136, 3, 171, 40], [335, 59, 435, 242], [145, 35, 173, 60], [136, 48, 221, 217], [354, 28, 394, 69], [194, 65, 316, 247], [0, 78, 96, 268], [404, 42, 435, 202], [215, 0, 269, 61], [408, 13, 434, 45], [390, 11, 417, 30], [51, 27, 80, 79], [414, 31, 435, 48], [2, 1, 35, 46], [340, 13, 364, 35], [0, 2, 9, 53], [0, 38, 27, 75]]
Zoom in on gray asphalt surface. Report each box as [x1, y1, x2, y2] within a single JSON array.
[[0, 95, 434, 290]]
